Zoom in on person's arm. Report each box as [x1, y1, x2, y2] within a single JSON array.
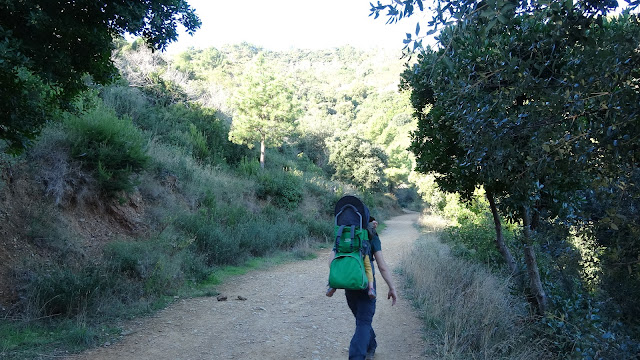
[[328, 250, 336, 266], [373, 250, 397, 305]]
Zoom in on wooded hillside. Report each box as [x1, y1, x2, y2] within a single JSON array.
[[0, 37, 416, 358]]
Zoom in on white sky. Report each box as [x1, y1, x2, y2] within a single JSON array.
[[165, 1, 639, 54], [166, 0, 424, 53]]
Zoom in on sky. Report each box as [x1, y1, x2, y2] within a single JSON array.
[[165, 0, 424, 54]]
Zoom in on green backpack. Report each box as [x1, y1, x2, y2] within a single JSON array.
[[328, 196, 371, 290]]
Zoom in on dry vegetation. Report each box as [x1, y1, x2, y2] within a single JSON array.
[[401, 212, 547, 359]]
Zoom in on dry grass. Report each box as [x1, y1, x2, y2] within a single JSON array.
[[401, 213, 545, 360], [146, 139, 255, 204], [28, 125, 98, 207], [417, 212, 451, 232]]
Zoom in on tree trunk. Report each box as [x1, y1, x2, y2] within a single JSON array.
[[521, 206, 548, 315], [486, 191, 518, 275], [260, 136, 266, 169]]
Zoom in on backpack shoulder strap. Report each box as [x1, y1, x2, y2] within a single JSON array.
[[349, 225, 356, 252], [335, 224, 346, 251]]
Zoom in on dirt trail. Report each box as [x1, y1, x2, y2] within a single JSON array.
[[68, 211, 426, 360]]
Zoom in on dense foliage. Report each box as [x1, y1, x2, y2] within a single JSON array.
[[0, 0, 200, 153], [374, 0, 640, 356], [65, 106, 149, 195], [326, 132, 388, 191]]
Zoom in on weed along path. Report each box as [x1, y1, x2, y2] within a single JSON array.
[[68, 211, 426, 360]]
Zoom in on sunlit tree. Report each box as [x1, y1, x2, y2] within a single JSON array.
[[229, 55, 301, 169]]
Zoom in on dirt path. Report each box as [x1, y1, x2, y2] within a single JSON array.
[[68, 211, 426, 360]]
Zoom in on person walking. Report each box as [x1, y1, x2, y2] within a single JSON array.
[[343, 216, 397, 360]]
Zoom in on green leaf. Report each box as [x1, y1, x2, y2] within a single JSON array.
[[486, 18, 498, 33]]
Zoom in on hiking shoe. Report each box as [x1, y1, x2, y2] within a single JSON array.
[[368, 287, 376, 299], [326, 287, 336, 297], [365, 349, 375, 359]]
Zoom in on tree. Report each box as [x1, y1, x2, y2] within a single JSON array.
[[229, 55, 301, 169], [326, 132, 388, 191], [384, 0, 640, 315], [0, 0, 201, 153]]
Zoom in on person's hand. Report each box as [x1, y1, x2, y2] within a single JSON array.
[[387, 288, 397, 306]]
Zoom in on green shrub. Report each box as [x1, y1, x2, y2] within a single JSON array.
[[161, 103, 244, 167], [0, 320, 104, 360], [188, 123, 210, 162], [175, 200, 315, 265], [442, 210, 519, 268], [100, 85, 149, 122], [179, 251, 210, 282], [326, 132, 388, 191], [18, 234, 204, 322], [18, 263, 118, 319], [143, 72, 187, 106], [237, 156, 261, 177], [239, 216, 307, 255], [26, 206, 83, 257], [238, 219, 279, 256], [105, 239, 192, 296], [65, 106, 149, 195], [176, 209, 243, 265], [303, 215, 333, 241], [291, 211, 332, 241], [256, 170, 303, 209], [105, 241, 154, 279]]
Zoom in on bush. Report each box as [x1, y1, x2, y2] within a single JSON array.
[[175, 197, 317, 265], [100, 85, 149, 123], [237, 156, 261, 177], [240, 216, 308, 253], [65, 106, 149, 195], [18, 234, 208, 322], [256, 170, 303, 210], [176, 208, 244, 265], [442, 209, 519, 269], [28, 124, 99, 206], [395, 185, 422, 210], [26, 206, 84, 258], [18, 263, 120, 319], [142, 72, 187, 106], [297, 213, 333, 241], [326, 132, 388, 191], [188, 123, 210, 162]]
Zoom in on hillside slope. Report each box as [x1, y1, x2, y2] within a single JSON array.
[[0, 162, 148, 307]]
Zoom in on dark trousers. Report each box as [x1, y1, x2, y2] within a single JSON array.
[[345, 284, 377, 360]]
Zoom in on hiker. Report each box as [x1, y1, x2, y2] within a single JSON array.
[[332, 216, 398, 360]]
